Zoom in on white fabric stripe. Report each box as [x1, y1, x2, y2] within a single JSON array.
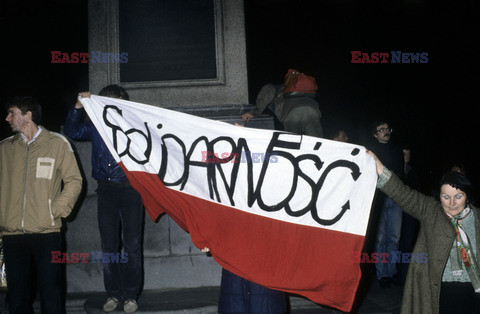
[[81, 95, 377, 236]]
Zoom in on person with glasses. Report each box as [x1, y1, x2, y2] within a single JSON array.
[[367, 120, 404, 288]]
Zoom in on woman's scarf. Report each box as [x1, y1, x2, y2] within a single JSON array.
[[446, 206, 480, 292]]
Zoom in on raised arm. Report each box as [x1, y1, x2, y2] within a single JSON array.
[[63, 92, 93, 140]]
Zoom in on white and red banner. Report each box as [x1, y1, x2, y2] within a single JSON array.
[[81, 95, 377, 311]]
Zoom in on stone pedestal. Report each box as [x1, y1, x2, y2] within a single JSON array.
[[65, 106, 273, 293], [87, 0, 249, 107], [65, 1, 271, 293]]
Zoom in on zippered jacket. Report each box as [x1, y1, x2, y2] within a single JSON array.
[[0, 128, 83, 235], [64, 107, 127, 182]]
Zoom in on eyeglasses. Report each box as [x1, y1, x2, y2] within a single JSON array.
[[376, 127, 392, 134]]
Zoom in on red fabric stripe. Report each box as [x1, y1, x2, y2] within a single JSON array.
[[121, 163, 364, 312]]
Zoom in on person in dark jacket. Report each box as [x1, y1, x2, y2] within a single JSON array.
[[63, 85, 143, 314], [218, 268, 286, 314], [397, 145, 420, 283], [241, 70, 323, 138], [203, 245, 286, 313], [367, 120, 404, 288]]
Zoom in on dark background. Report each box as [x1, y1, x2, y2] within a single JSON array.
[[1, 0, 479, 196]]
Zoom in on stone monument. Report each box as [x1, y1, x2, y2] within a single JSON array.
[[65, 0, 273, 295]]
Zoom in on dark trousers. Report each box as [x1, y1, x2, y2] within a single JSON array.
[[397, 212, 418, 283], [440, 282, 480, 314], [283, 106, 323, 138], [2, 233, 64, 314], [97, 181, 144, 301]]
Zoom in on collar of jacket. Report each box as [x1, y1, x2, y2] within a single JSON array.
[[8, 126, 49, 146]]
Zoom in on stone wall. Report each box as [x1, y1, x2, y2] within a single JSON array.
[[64, 109, 273, 293], [62, 0, 271, 294]]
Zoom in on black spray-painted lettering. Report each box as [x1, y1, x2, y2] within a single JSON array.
[[102, 105, 363, 226], [103, 105, 152, 165]]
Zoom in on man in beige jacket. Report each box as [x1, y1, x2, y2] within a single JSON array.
[[0, 96, 82, 314]]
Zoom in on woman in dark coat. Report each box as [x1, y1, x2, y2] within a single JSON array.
[[367, 151, 480, 313]]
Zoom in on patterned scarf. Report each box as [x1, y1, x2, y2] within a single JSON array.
[[446, 206, 480, 293]]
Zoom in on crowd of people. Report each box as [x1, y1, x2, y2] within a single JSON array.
[[243, 70, 480, 313], [0, 70, 478, 313]]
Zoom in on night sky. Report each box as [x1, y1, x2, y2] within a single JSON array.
[[1, 0, 479, 195]]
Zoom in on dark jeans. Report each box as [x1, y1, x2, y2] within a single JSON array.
[[374, 197, 402, 279], [3, 233, 64, 314], [97, 180, 144, 301]]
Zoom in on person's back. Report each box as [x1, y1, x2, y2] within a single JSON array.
[[241, 69, 323, 138], [282, 93, 322, 137]]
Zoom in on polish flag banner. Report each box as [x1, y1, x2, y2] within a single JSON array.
[[80, 95, 377, 311]]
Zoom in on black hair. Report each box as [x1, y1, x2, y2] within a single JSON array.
[[400, 142, 412, 150], [371, 120, 389, 134], [98, 84, 129, 100], [439, 171, 475, 205], [331, 129, 347, 139], [5, 96, 42, 125]]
